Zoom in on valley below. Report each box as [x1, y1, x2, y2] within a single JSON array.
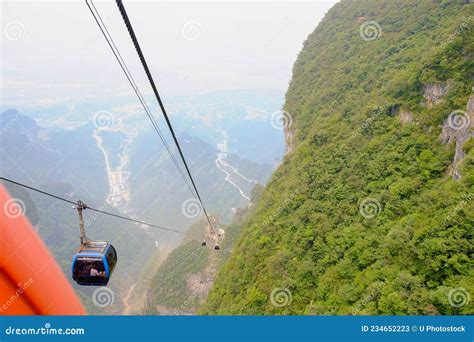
[[2, 0, 472, 318], [0, 88, 285, 314]]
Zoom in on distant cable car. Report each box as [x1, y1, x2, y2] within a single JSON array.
[[72, 241, 117, 286], [71, 201, 117, 286]]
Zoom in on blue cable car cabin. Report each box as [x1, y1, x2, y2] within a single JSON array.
[[72, 241, 117, 286]]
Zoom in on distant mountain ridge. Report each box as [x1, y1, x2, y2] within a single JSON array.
[[0, 87, 285, 313], [0, 108, 109, 201]]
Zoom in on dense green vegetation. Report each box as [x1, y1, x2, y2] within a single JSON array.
[[202, 0, 473, 315], [143, 187, 264, 314], [145, 240, 211, 312]]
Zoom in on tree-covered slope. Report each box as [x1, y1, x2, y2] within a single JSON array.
[[202, 0, 473, 315], [142, 186, 264, 314]]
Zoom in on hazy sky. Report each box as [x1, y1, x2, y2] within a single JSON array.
[[1, 0, 338, 106]]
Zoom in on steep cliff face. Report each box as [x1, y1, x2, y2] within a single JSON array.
[[203, 0, 473, 315], [440, 95, 474, 179]]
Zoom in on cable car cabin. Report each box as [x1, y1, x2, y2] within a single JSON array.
[[72, 241, 117, 286]]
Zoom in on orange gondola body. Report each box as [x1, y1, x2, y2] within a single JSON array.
[[0, 185, 86, 315]]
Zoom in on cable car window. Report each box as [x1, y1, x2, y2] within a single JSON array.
[[73, 257, 108, 285], [105, 245, 117, 273]]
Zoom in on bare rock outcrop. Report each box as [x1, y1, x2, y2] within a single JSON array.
[[398, 109, 414, 125], [440, 95, 474, 179], [424, 83, 448, 108], [284, 128, 296, 154]]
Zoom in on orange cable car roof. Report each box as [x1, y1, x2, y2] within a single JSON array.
[[0, 185, 86, 315]]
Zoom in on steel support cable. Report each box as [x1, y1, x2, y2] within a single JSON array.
[[115, 0, 217, 234], [86, 0, 195, 197], [0, 177, 201, 238]]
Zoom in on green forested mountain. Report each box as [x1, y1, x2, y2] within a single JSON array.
[[202, 0, 474, 315], [142, 186, 264, 314]]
